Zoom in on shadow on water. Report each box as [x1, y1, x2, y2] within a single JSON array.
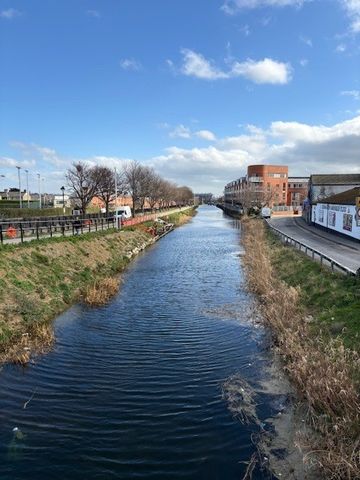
[[0, 206, 282, 480]]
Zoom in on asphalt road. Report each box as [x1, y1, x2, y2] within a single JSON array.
[[268, 216, 360, 274]]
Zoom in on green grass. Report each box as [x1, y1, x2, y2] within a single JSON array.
[[266, 229, 360, 351]]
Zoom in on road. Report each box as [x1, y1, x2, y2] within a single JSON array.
[[268, 216, 360, 274]]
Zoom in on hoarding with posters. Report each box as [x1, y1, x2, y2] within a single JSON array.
[[312, 203, 360, 240]]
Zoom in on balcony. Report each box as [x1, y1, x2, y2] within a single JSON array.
[[248, 177, 263, 183]]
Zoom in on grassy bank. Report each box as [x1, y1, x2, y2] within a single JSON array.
[[242, 218, 360, 480], [0, 228, 153, 363], [0, 207, 196, 364]]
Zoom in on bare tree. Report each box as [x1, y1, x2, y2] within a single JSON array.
[[123, 160, 146, 217], [176, 186, 193, 206], [96, 166, 125, 215], [66, 162, 102, 214]]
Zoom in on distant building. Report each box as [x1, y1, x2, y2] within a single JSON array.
[[311, 187, 360, 241], [194, 193, 213, 204], [287, 177, 309, 208], [53, 194, 71, 209], [0, 188, 31, 201]]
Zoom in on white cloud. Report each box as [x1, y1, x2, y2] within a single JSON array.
[[120, 58, 142, 71], [0, 8, 22, 19], [86, 10, 101, 18], [231, 57, 292, 84], [150, 115, 360, 193], [221, 0, 306, 15], [179, 49, 292, 84], [6, 117, 360, 195], [341, 90, 360, 100], [341, 0, 360, 33], [169, 125, 192, 139], [169, 125, 217, 141], [195, 130, 217, 141], [299, 58, 308, 66], [9, 142, 67, 167], [0, 156, 34, 169], [335, 43, 347, 53], [180, 49, 228, 80]]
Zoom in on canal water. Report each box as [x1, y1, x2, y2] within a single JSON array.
[[0, 206, 274, 480]]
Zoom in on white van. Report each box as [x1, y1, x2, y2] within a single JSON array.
[[114, 206, 132, 220], [261, 206, 272, 219]]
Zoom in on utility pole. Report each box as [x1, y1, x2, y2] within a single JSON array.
[[37, 173, 42, 209], [16, 166, 22, 209], [25, 169, 30, 208]]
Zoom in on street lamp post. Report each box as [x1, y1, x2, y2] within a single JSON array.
[[114, 167, 119, 228], [25, 169, 30, 208], [16, 166, 22, 209], [61, 186, 65, 215], [0, 175, 4, 200], [42, 178, 45, 207], [37, 173, 42, 209]]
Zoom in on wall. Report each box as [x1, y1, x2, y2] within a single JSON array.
[[312, 203, 360, 240]]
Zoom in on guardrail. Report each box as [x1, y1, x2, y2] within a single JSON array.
[[266, 220, 359, 277]]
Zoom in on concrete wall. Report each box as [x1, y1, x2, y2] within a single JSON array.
[[312, 203, 360, 240]]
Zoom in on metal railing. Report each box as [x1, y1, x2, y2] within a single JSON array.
[[266, 220, 359, 277], [0, 206, 193, 245], [0, 216, 117, 244]]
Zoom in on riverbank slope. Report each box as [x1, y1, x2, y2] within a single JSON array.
[[242, 218, 360, 479], [0, 208, 196, 364]]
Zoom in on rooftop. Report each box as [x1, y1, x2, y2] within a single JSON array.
[[322, 187, 360, 205], [310, 174, 360, 185]]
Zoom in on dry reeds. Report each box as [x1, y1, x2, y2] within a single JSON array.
[[84, 277, 120, 306], [3, 324, 54, 366], [242, 219, 360, 479]]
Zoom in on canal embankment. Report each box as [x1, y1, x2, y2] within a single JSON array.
[[0, 208, 196, 365], [242, 217, 360, 480]]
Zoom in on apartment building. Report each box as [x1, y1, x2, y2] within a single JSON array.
[[224, 164, 289, 208]]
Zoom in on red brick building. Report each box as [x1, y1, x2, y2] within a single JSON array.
[[247, 164, 289, 207], [287, 177, 309, 208]]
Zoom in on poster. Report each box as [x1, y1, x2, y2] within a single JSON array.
[[343, 213, 353, 232], [328, 211, 336, 227]]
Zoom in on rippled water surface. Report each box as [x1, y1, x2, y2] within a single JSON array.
[[0, 206, 269, 480]]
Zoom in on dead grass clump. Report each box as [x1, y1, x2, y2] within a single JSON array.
[[84, 277, 120, 306], [242, 219, 360, 479], [222, 374, 259, 425], [3, 324, 54, 366]]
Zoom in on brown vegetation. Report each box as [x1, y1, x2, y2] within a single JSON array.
[[84, 277, 120, 306], [242, 218, 360, 479]]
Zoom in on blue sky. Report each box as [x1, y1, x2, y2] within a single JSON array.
[[1, 0, 360, 194]]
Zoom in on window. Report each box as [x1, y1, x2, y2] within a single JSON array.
[[283, 183, 286, 190]]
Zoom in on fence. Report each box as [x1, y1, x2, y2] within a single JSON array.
[[0, 216, 117, 244], [0, 207, 191, 245], [266, 220, 359, 277]]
